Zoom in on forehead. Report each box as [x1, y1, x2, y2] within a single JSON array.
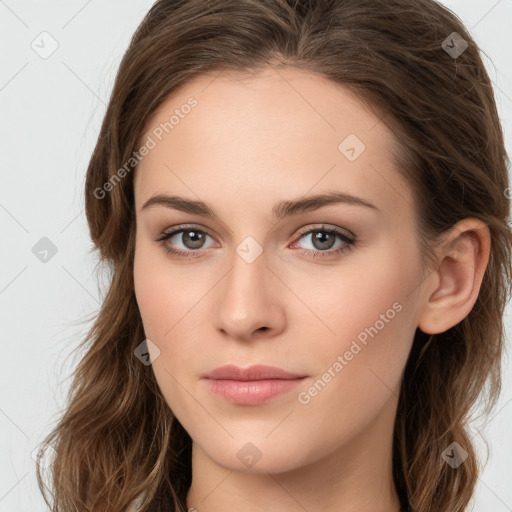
[[133, 66, 413, 222]]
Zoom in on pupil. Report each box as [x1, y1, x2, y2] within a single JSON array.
[[184, 230, 204, 249], [313, 231, 335, 250]]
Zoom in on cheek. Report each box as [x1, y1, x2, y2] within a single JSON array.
[[318, 246, 417, 340], [294, 288, 415, 455], [133, 241, 210, 395], [133, 247, 194, 411], [312, 244, 421, 390], [133, 240, 194, 339], [133, 253, 167, 339]]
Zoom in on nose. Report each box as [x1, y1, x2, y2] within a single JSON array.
[[213, 246, 286, 342]]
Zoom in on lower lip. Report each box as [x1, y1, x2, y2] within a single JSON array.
[[204, 378, 306, 405]]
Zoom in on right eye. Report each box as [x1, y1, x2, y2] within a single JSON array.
[[156, 224, 218, 259]]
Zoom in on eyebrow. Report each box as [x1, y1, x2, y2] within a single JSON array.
[[140, 191, 379, 219]]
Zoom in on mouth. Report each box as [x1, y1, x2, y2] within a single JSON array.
[[203, 377, 307, 405], [201, 364, 308, 405]]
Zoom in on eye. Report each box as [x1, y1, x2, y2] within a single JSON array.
[[155, 224, 217, 259], [290, 225, 355, 259]]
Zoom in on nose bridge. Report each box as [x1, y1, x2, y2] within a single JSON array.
[[223, 243, 270, 315], [214, 238, 284, 339]]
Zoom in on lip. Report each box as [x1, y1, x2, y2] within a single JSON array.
[[202, 365, 308, 405], [202, 364, 306, 381]]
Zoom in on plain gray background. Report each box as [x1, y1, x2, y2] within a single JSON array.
[[1, 1, 511, 510]]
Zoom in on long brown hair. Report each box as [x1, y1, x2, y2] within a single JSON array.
[[35, 1, 512, 510]]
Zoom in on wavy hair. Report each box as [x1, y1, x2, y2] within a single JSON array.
[[36, 0, 512, 510]]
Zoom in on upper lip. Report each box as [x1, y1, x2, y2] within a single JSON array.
[[202, 364, 306, 381]]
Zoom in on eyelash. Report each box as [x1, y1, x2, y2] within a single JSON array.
[[155, 224, 356, 260]]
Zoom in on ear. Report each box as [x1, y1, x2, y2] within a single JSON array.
[[417, 218, 491, 335]]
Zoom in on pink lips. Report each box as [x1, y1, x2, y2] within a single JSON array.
[[202, 364, 307, 405]]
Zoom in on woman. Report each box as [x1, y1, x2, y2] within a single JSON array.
[[35, 0, 512, 511]]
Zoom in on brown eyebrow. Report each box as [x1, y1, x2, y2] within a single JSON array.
[[140, 191, 380, 219]]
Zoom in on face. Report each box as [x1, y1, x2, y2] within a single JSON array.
[[133, 66, 427, 474]]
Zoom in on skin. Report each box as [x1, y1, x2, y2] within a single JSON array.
[[132, 65, 490, 512]]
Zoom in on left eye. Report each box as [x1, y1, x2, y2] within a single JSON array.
[[294, 227, 354, 257]]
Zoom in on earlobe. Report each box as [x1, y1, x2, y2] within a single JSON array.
[[417, 219, 491, 335]]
